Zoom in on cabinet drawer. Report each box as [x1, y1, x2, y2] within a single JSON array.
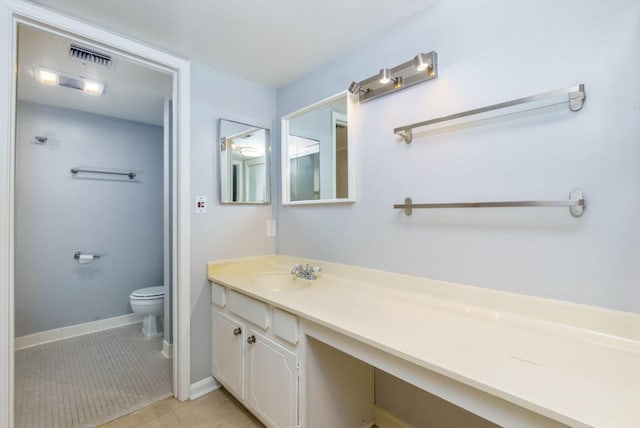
[[273, 308, 299, 345], [228, 290, 269, 330], [210, 282, 227, 307]]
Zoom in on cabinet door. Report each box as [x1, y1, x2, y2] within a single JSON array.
[[247, 330, 298, 428], [212, 310, 245, 399]]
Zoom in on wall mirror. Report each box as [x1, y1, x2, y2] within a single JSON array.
[[281, 92, 354, 205], [219, 119, 271, 204]]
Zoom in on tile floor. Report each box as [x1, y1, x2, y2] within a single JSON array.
[[15, 323, 172, 428], [100, 389, 264, 428]]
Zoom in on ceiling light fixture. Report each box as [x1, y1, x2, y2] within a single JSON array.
[[35, 67, 59, 86], [347, 51, 438, 103], [239, 146, 264, 157], [83, 80, 105, 95], [33, 65, 106, 96]]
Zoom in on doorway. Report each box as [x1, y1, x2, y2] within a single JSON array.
[[0, 3, 192, 427], [14, 23, 173, 427]]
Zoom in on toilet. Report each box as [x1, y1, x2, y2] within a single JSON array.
[[129, 286, 164, 337]]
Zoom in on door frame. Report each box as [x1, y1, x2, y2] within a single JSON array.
[[0, 2, 192, 427]]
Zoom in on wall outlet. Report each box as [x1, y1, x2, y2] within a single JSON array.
[[266, 220, 276, 237], [195, 195, 207, 213]]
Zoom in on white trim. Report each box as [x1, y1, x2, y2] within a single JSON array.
[[163, 97, 171, 350], [162, 339, 173, 359], [0, 5, 17, 428], [190, 376, 221, 400], [14, 314, 144, 350], [1, 3, 192, 426], [373, 405, 414, 428], [281, 90, 356, 205], [331, 111, 348, 199], [285, 198, 355, 206], [174, 50, 191, 402]]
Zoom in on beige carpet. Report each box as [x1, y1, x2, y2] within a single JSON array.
[[15, 323, 172, 428]]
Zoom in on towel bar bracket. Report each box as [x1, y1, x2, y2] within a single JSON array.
[[569, 89, 585, 112], [568, 189, 585, 217], [399, 130, 413, 144]]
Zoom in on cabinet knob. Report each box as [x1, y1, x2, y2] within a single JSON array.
[[233, 327, 242, 336], [247, 335, 256, 344]]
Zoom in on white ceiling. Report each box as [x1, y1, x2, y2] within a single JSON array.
[[18, 24, 172, 125], [29, 0, 441, 88]]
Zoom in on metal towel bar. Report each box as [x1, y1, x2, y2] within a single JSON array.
[[394, 190, 585, 217], [394, 84, 586, 143], [71, 167, 136, 179], [73, 251, 101, 261]]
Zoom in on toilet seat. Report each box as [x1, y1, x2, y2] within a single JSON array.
[[130, 286, 164, 300]]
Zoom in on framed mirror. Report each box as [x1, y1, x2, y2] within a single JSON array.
[[281, 92, 354, 205], [219, 119, 271, 204]]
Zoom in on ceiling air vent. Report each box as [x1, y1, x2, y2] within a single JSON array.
[[69, 44, 113, 68]]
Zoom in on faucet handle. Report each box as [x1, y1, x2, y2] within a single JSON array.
[[291, 264, 302, 275], [311, 266, 321, 273]]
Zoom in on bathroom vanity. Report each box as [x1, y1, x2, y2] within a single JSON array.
[[208, 255, 640, 428]]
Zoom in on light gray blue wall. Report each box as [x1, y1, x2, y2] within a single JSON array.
[[189, 61, 276, 383], [276, 1, 640, 420], [15, 101, 164, 336], [276, 0, 640, 314]]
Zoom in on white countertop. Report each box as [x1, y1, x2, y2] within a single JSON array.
[[208, 255, 640, 428]]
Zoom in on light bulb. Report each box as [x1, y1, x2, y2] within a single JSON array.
[[83, 80, 105, 95], [413, 53, 431, 72], [378, 68, 391, 85], [35, 68, 59, 85]]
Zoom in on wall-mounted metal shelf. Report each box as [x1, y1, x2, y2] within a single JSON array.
[[394, 189, 585, 217], [394, 84, 586, 143]]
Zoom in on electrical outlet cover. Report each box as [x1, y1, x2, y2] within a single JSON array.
[[195, 195, 207, 213]]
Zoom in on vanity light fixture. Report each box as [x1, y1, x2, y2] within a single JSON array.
[[33, 65, 106, 96], [348, 51, 438, 103], [348, 81, 370, 96]]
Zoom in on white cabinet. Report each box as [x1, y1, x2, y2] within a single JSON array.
[[211, 311, 244, 399], [211, 287, 300, 428], [247, 329, 298, 428]]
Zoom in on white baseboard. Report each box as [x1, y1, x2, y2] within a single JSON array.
[[162, 339, 173, 358], [373, 405, 414, 428], [190, 376, 221, 400], [15, 313, 143, 350]]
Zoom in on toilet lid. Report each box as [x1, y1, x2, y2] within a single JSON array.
[[130, 286, 164, 299]]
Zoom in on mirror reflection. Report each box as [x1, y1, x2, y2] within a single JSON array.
[[219, 119, 270, 204], [282, 93, 351, 204]]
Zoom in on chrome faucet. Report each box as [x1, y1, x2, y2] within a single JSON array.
[[291, 263, 321, 280]]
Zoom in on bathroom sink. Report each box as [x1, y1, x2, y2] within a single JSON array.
[[249, 272, 313, 292]]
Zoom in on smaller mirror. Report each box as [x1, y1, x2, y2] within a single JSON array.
[[219, 119, 270, 204], [281, 92, 353, 205]]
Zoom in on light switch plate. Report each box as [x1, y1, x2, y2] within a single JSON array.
[[195, 195, 207, 213]]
